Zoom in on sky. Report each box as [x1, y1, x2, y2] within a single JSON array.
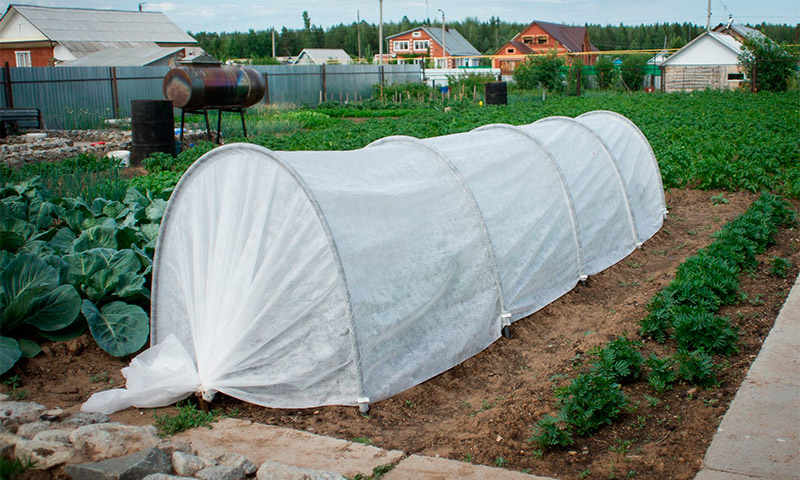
[[2, 0, 798, 33]]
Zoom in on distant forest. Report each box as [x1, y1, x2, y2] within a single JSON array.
[[191, 14, 799, 62]]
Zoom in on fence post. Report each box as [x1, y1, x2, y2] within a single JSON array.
[[659, 65, 665, 93], [263, 72, 270, 105], [576, 66, 581, 96], [321, 64, 327, 102], [751, 63, 757, 93], [3, 62, 14, 108], [110, 67, 120, 118]]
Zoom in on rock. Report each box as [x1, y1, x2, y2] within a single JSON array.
[[257, 461, 347, 480], [41, 407, 65, 421], [34, 429, 71, 443], [0, 431, 22, 456], [143, 475, 196, 480], [16, 421, 52, 439], [0, 401, 47, 427], [195, 465, 246, 480], [65, 447, 172, 480], [157, 439, 193, 455], [0, 393, 10, 402], [214, 452, 257, 475], [69, 422, 161, 461], [172, 451, 216, 476], [61, 411, 110, 428], [14, 438, 77, 469]]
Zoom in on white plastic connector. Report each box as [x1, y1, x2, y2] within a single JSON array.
[[500, 311, 512, 327], [636, 242, 643, 249], [357, 397, 370, 414]]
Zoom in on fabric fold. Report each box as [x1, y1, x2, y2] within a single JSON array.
[[82, 334, 200, 414]]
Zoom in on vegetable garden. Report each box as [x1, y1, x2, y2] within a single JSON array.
[[1, 89, 799, 479]]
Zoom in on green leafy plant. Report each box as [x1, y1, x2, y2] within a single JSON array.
[[769, 256, 791, 278], [0, 455, 38, 479], [352, 437, 374, 446], [514, 50, 565, 92], [556, 373, 627, 436], [645, 354, 677, 393], [675, 350, 718, 388], [528, 414, 574, 448], [153, 400, 223, 436], [710, 193, 729, 205], [589, 333, 644, 383]]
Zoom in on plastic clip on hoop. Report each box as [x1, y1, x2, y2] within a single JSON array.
[[501, 312, 512, 338], [358, 397, 370, 414]]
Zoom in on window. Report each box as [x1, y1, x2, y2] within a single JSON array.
[[413, 40, 429, 51], [393, 41, 409, 51], [727, 73, 745, 81], [522, 36, 534, 45], [15, 51, 32, 67], [412, 31, 421, 37], [537, 35, 548, 45], [506, 48, 515, 54]]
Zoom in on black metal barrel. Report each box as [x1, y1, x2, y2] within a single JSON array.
[[484, 81, 508, 105], [131, 99, 174, 166]]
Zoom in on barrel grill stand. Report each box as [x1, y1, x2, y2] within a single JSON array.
[[179, 107, 247, 150]]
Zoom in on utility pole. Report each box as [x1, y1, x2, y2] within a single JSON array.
[[379, 0, 383, 65], [357, 10, 362, 62], [271, 28, 276, 58], [706, 0, 711, 30], [438, 9, 446, 68]]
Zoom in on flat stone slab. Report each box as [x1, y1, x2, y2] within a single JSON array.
[[694, 470, 762, 480], [174, 418, 403, 479], [384, 455, 559, 480]]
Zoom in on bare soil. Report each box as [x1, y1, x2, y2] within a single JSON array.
[[5, 188, 799, 480]]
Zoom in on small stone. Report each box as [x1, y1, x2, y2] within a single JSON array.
[[34, 429, 71, 443], [0, 431, 22, 456], [687, 387, 698, 396], [172, 451, 216, 476], [0, 401, 47, 427], [41, 407, 65, 421], [568, 450, 577, 455], [195, 465, 246, 480], [257, 460, 347, 480], [60, 411, 110, 428], [14, 438, 77, 469], [144, 475, 196, 480], [69, 422, 161, 461], [157, 439, 193, 455], [215, 452, 257, 475], [65, 447, 172, 480], [0, 393, 10, 402], [16, 421, 51, 439]]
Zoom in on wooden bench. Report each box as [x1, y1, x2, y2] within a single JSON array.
[[0, 108, 43, 137]]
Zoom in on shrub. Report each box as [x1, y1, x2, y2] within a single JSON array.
[[595, 56, 616, 90], [770, 256, 791, 278], [619, 55, 648, 91], [514, 50, 564, 92], [739, 35, 799, 92]]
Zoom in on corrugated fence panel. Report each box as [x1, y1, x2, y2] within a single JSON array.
[[115, 66, 171, 117], [326, 64, 381, 102], [2, 65, 423, 128], [11, 67, 113, 130], [0, 67, 8, 108], [252, 65, 323, 106]]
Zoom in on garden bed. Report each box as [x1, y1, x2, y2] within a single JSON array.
[[7, 187, 798, 480]]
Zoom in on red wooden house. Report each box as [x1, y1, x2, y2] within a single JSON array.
[[493, 21, 598, 75]]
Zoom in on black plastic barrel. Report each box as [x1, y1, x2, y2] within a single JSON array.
[[484, 81, 508, 105], [131, 100, 174, 166]]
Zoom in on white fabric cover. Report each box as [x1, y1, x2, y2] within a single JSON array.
[[83, 112, 666, 414]]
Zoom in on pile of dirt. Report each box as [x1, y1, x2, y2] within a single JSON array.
[[5, 188, 798, 480]]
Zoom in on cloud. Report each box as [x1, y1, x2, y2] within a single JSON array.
[[143, 2, 178, 12]]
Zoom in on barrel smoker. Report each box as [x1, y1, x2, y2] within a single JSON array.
[[163, 59, 266, 148]]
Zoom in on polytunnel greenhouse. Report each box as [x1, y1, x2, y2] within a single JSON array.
[[83, 110, 667, 415]]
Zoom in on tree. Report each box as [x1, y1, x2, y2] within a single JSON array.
[[595, 55, 616, 89], [619, 55, 648, 91], [514, 51, 564, 92], [739, 35, 798, 92]]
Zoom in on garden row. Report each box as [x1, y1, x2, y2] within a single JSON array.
[[529, 192, 796, 451]]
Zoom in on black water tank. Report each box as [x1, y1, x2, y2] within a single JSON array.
[[131, 100, 174, 166], [484, 81, 508, 105]]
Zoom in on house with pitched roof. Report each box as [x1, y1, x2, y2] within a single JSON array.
[[493, 21, 598, 76], [0, 4, 198, 67], [660, 25, 768, 92], [386, 26, 481, 68], [292, 48, 353, 65]]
